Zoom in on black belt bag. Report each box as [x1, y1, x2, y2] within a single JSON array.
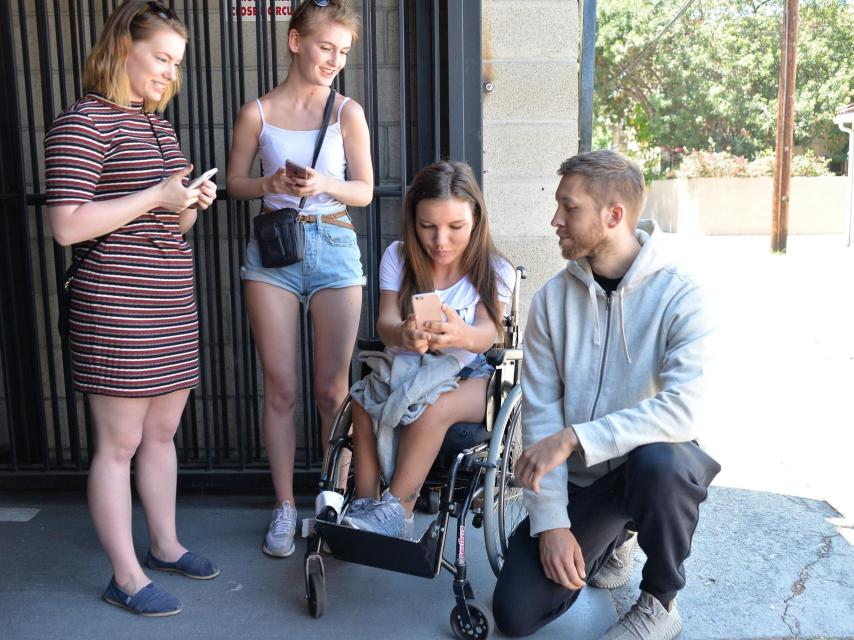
[[254, 208, 303, 268], [254, 88, 336, 269]]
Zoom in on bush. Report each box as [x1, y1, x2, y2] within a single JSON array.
[[675, 149, 831, 178], [675, 151, 749, 178]]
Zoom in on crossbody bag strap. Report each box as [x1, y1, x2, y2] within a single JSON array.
[[298, 88, 337, 212]]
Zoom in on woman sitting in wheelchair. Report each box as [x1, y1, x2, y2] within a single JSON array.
[[342, 160, 515, 538]]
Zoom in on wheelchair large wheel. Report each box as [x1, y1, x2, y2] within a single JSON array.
[[483, 386, 526, 577], [450, 600, 494, 640]]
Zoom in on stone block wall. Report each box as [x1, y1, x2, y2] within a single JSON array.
[[482, 0, 578, 330]]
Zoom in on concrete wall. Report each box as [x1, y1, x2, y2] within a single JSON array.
[[482, 0, 579, 328], [645, 177, 850, 235]]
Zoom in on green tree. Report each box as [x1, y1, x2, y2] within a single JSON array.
[[595, 0, 854, 165]]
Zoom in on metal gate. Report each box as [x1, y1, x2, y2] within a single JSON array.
[[0, 0, 482, 488]]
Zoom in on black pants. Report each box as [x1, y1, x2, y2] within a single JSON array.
[[492, 442, 720, 637]]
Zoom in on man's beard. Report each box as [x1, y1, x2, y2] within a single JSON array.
[[559, 223, 607, 261]]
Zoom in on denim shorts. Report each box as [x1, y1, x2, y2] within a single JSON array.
[[458, 353, 495, 381], [241, 213, 366, 302]]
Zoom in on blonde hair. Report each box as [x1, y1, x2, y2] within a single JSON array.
[[558, 150, 647, 227], [83, 0, 188, 112], [289, 0, 361, 57]]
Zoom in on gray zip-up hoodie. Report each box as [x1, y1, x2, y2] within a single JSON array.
[[522, 220, 713, 536]]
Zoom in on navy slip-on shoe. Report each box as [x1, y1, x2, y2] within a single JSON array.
[[102, 577, 182, 617], [145, 550, 220, 580]]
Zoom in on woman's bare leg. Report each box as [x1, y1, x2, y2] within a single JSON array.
[[351, 400, 382, 499], [245, 281, 301, 505], [87, 394, 150, 594], [135, 388, 191, 562], [391, 378, 488, 515]]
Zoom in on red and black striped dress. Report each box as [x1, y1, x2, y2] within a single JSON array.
[[44, 93, 200, 397]]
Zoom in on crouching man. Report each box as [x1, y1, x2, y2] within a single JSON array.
[[493, 150, 720, 639]]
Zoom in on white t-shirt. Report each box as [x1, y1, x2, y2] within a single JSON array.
[[379, 241, 516, 367]]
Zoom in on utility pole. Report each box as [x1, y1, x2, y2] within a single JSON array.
[[771, 0, 799, 253]]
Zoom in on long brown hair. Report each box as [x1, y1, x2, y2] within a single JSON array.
[[83, 0, 188, 113], [399, 161, 506, 339]]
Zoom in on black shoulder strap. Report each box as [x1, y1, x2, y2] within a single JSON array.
[[298, 88, 337, 211]]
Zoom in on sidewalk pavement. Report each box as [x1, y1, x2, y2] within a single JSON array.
[[1, 234, 853, 639], [0, 486, 852, 640]]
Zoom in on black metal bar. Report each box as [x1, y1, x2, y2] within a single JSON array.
[[432, 0, 441, 161], [362, 0, 379, 338], [220, 0, 245, 469], [185, 0, 214, 469], [413, 0, 433, 170], [87, 0, 97, 47], [34, 0, 63, 467], [0, 0, 22, 470], [200, 0, 229, 463], [398, 0, 409, 189], [10, 0, 50, 467]]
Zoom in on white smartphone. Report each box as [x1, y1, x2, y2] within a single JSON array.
[[411, 291, 444, 331], [187, 167, 218, 189]]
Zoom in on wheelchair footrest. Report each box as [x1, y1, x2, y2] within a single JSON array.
[[315, 519, 442, 579]]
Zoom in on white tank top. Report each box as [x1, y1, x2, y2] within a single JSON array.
[[255, 96, 350, 214]]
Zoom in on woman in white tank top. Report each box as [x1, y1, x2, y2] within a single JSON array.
[[226, 0, 372, 559]]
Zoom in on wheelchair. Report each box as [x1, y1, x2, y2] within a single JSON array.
[[303, 266, 528, 640]]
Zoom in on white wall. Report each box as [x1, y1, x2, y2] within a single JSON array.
[[644, 177, 849, 236]]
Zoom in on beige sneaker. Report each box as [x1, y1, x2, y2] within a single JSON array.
[[589, 531, 638, 589], [600, 592, 683, 640]]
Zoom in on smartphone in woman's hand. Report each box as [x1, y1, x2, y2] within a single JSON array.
[[187, 167, 218, 189], [411, 291, 444, 331], [285, 159, 308, 179]]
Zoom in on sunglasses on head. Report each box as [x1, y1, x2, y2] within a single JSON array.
[[147, 1, 179, 21], [312, 0, 331, 6]]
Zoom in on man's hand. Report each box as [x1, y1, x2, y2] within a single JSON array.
[[516, 427, 580, 493], [539, 528, 586, 590]]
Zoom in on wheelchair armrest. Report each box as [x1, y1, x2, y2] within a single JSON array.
[[357, 337, 385, 351], [484, 347, 523, 368]]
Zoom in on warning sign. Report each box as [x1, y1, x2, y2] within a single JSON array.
[[230, 0, 293, 22]]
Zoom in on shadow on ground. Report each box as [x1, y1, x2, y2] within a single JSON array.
[[1, 485, 852, 639]]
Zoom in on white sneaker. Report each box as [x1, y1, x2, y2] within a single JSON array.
[[589, 531, 638, 589], [262, 500, 297, 558], [600, 592, 683, 640]]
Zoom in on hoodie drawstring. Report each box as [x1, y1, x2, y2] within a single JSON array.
[[619, 289, 631, 363], [588, 283, 600, 346]]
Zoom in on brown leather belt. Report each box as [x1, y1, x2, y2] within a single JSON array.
[[260, 207, 354, 231]]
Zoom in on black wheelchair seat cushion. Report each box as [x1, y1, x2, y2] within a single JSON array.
[[439, 422, 490, 455]]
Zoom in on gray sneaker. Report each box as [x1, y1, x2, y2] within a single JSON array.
[[600, 592, 683, 640], [589, 531, 638, 589], [262, 500, 297, 558], [341, 491, 408, 538], [343, 496, 374, 519]]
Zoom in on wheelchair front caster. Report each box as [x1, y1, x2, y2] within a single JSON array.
[[306, 570, 326, 618], [449, 600, 494, 639]]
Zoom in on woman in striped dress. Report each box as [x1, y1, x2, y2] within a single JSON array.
[[45, 1, 218, 616]]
